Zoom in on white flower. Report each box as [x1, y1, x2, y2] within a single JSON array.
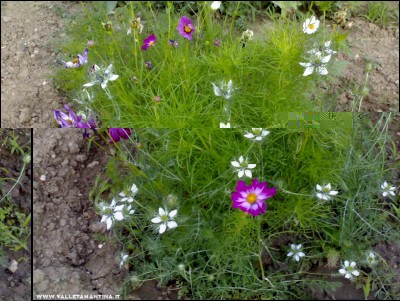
[[241, 29, 254, 41], [231, 156, 256, 178], [212, 79, 235, 100], [303, 16, 320, 34], [243, 128, 270, 141], [83, 64, 119, 89], [151, 207, 178, 234], [119, 251, 129, 269], [381, 181, 396, 197], [211, 1, 221, 10], [219, 122, 231, 128], [119, 183, 139, 203], [366, 251, 377, 266], [315, 183, 338, 201], [287, 244, 305, 262], [339, 261, 360, 279], [99, 199, 125, 230], [300, 51, 331, 76]]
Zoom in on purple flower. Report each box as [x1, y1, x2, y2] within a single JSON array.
[[87, 40, 94, 47], [177, 16, 195, 40], [169, 39, 180, 48], [62, 48, 88, 68], [213, 38, 220, 47], [141, 34, 157, 50], [53, 105, 96, 128], [145, 61, 153, 70], [231, 179, 277, 216], [109, 128, 132, 143]]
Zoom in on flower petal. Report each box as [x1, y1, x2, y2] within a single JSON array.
[[303, 66, 314, 76], [158, 207, 166, 216], [151, 217, 162, 223], [238, 170, 245, 178], [231, 161, 241, 168], [159, 223, 167, 234], [169, 209, 178, 218], [167, 221, 178, 229]]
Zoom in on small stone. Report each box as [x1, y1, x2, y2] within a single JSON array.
[[8, 260, 18, 273], [87, 161, 99, 169], [40, 175, 46, 182]]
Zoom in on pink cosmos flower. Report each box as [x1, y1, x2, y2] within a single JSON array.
[[231, 179, 277, 216], [141, 34, 157, 50], [108, 128, 132, 143], [177, 16, 195, 40]]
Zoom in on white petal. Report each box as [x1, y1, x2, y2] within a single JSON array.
[[130, 183, 139, 194], [316, 184, 323, 191], [350, 261, 356, 268], [114, 211, 124, 220], [244, 133, 255, 139], [159, 223, 167, 234], [105, 64, 113, 74], [298, 252, 305, 257], [294, 254, 300, 261], [158, 207, 166, 216], [389, 191, 395, 196], [247, 164, 256, 169], [316, 192, 325, 200], [344, 273, 351, 279], [151, 217, 162, 224], [100, 215, 107, 223], [238, 170, 245, 178], [212, 83, 222, 96], [83, 82, 96, 87], [299, 62, 312, 67], [351, 270, 360, 276], [119, 192, 126, 197], [324, 41, 331, 47], [303, 66, 314, 76], [296, 244, 302, 250], [381, 181, 388, 189], [106, 218, 113, 230], [115, 205, 124, 211], [321, 54, 331, 63], [167, 221, 178, 229], [127, 27, 132, 35], [231, 161, 241, 168], [169, 209, 178, 218], [287, 252, 294, 257], [109, 74, 119, 81], [339, 268, 346, 275], [101, 81, 108, 89], [329, 190, 339, 195], [227, 79, 233, 91], [382, 191, 388, 197], [261, 130, 270, 136], [291, 244, 296, 250], [238, 156, 244, 163], [244, 169, 252, 178], [344, 261, 350, 267], [326, 183, 332, 190], [317, 66, 328, 75]]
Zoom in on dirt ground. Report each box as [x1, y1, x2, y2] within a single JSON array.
[[0, 129, 31, 301], [1, 1, 399, 128]]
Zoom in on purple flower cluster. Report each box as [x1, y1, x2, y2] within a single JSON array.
[[53, 105, 96, 128], [62, 48, 88, 68]]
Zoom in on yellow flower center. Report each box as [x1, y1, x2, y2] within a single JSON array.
[[247, 193, 257, 204], [72, 58, 79, 64], [184, 25, 192, 33], [309, 24, 315, 30], [149, 41, 155, 46]]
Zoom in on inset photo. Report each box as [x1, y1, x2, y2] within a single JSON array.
[[0, 129, 32, 301]]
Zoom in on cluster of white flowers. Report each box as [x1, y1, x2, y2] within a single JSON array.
[[99, 183, 137, 230]]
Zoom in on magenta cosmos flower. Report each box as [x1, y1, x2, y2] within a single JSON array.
[[231, 179, 277, 216], [177, 16, 195, 40], [141, 34, 157, 50], [108, 128, 131, 143]]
